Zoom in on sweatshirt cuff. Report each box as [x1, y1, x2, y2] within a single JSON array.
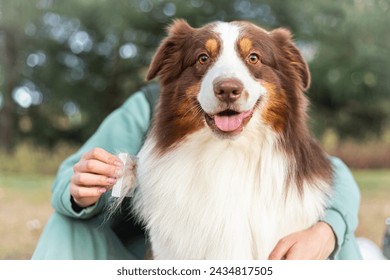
[[321, 208, 347, 259], [59, 187, 104, 219]]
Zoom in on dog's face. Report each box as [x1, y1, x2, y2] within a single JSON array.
[[147, 20, 310, 147]]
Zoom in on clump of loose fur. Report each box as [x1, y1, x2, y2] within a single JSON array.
[[105, 153, 138, 221]]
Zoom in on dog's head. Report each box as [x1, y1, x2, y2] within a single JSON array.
[[147, 20, 310, 148]]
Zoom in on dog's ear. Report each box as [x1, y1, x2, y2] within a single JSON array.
[[270, 28, 311, 91], [146, 19, 193, 81]]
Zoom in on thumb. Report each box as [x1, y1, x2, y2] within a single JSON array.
[[268, 237, 296, 260]]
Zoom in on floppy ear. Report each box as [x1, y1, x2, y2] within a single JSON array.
[[270, 28, 311, 91], [146, 19, 194, 81]]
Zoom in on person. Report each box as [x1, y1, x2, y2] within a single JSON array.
[[32, 84, 363, 260]]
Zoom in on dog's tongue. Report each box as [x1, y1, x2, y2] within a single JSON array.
[[214, 111, 251, 132]]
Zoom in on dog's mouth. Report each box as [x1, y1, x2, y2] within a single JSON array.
[[205, 108, 254, 136]]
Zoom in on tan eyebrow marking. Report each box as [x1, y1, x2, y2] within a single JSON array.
[[239, 38, 253, 55], [205, 39, 218, 56]]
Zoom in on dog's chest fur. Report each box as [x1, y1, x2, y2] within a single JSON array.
[[134, 116, 329, 259]]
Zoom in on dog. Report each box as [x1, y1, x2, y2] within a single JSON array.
[[132, 19, 333, 259]]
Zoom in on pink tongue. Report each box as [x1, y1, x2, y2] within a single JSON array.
[[214, 111, 251, 132]]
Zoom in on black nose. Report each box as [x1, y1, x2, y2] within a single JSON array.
[[213, 78, 243, 102]]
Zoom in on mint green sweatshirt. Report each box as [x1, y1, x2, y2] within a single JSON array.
[[32, 90, 362, 259]]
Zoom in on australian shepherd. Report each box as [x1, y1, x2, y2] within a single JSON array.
[[132, 19, 333, 259]]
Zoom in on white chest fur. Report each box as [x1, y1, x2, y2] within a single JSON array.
[[134, 120, 330, 259]]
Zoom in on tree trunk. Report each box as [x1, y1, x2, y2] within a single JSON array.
[[0, 29, 19, 154]]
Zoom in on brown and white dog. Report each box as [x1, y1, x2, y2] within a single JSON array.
[[133, 19, 333, 259]]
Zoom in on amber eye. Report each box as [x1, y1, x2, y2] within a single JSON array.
[[248, 53, 260, 64], [198, 54, 209, 64]]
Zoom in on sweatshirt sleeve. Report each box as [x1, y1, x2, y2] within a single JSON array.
[[51, 91, 151, 219], [321, 157, 361, 258]]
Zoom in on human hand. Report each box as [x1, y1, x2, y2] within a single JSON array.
[[70, 148, 124, 208], [268, 221, 336, 260]]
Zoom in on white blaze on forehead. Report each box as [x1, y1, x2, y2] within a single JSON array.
[[198, 22, 266, 114]]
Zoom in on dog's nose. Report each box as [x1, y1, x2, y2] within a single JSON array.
[[213, 78, 243, 102]]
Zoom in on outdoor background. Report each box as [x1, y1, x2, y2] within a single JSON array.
[[0, 0, 389, 259]]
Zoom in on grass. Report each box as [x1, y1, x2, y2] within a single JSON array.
[[353, 169, 390, 246], [0, 142, 78, 259], [0, 174, 53, 259], [0, 142, 78, 175], [353, 169, 390, 193], [0, 169, 388, 259]]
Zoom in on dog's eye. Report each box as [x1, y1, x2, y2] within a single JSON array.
[[248, 53, 260, 64], [198, 54, 209, 64]]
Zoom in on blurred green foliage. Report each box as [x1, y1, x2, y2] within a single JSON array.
[[0, 0, 389, 152]]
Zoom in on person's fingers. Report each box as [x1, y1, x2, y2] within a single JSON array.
[[72, 172, 117, 187], [283, 244, 303, 260], [82, 147, 123, 167], [74, 159, 122, 178], [268, 237, 296, 260], [70, 184, 107, 199], [71, 186, 106, 208]]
